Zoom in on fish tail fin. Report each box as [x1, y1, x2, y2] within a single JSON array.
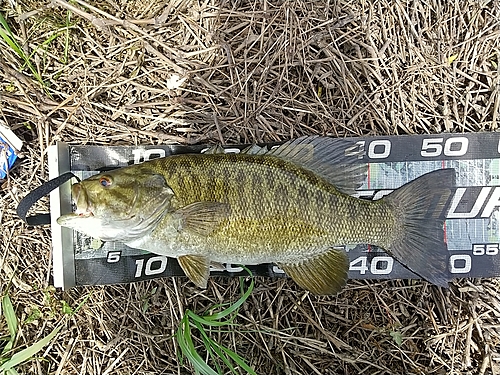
[[383, 168, 456, 287]]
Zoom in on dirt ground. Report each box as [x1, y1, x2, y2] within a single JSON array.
[[1, 0, 500, 374]]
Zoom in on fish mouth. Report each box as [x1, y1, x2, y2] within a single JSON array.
[[71, 183, 94, 217]]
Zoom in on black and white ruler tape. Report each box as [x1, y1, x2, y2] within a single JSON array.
[[33, 133, 500, 288]]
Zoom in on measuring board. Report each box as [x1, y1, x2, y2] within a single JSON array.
[[49, 133, 500, 289]]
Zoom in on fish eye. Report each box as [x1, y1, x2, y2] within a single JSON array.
[[99, 176, 112, 188]]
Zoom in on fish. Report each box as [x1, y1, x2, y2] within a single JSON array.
[[57, 136, 456, 294]]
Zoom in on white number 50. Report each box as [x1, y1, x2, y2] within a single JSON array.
[[421, 137, 468, 157]]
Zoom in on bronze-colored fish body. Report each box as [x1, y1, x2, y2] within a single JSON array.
[[133, 154, 394, 262], [57, 137, 455, 294]]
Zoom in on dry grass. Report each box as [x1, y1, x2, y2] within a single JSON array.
[[1, 0, 500, 373]]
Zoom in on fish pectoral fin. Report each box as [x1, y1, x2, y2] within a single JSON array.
[[278, 248, 349, 295], [173, 201, 231, 236], [178, 255, 210, 288]]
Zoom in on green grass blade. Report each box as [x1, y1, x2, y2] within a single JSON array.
[[205, 336, 257, 375], [0, 12, 15, 39], [176, 269, 256, 375], [0, 13, 45, 87], [0, 13, 25, 60], [0, 325, 61, 371], [64, 292, 92, 317], [175, 316, 191, 366], [0, 27, 23, 57], [187, 310, 236, 327], [195, 327, 224, 374], [203, 338, 237, 374], [190, 316, 237, 373], [218, 344, 258, 375], [2, 295, 17, 339], [0, 12, 10, 29], [2, 294, 18, 354], [176, 314, 218, 375], [204, 276, 254, 321], [63, 11, 71, 64]]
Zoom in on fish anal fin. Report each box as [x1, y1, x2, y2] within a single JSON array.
[[279, 248, 349, 295], [174, 202, 231, 236], [178, 255, 210, 288]]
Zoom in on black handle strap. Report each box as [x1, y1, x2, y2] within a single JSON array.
[[17, 172, 79, 226]]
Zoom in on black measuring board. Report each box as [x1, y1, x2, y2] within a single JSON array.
[[49, 133, 500, 289]]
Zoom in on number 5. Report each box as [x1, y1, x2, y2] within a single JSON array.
[[107, 251, 121, 263], [421, 138, 443, 157]]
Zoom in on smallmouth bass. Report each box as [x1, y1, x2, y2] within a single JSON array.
[[57, 136, 456, 294]]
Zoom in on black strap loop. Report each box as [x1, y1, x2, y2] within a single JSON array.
[[17, 172, 79, 226]]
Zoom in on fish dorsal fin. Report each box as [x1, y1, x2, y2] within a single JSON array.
[[241, 144, 267, 155], [173, 201, 231, 236], [265, 136, 367, 195], [203, 145, 225, 154], [178, 255, 210, 288], [278, 247, 349, 295]]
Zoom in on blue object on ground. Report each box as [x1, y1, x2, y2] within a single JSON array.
[[0, 136, 17, 179]]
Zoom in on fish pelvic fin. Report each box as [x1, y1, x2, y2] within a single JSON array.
[[383, 168, 456, 288], [178, 255, 210, 288], [278, 248, 349, 295]]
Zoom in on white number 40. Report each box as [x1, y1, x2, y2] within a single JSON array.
[[349, 256, 394, 275]]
